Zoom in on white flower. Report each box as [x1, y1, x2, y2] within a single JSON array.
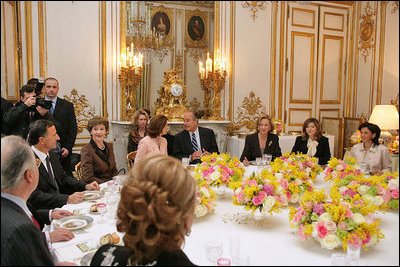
[[335, 165, 344, 171], [200, 187, 210, 198], [195, 205, 208, 217], [366, 235, 378, 247], [339, 186, 347, 194], [358, 185, 369, 195], [320, 234, 341, 249], [275, 172, 283, 179], [263, 196, 276, 211], [362, 194, 374, 205], [210, 170, 221, 181], [290, 193, 300, 203], [325, 220, 337, 233], [373, 196, 384, 206], [276, 185, 285, 195], [353, 213, 366, 224], [234, 188, 242, 196], [319, 212, 333, 222], [295, 179, 302, 185], [388, 179, 399, 191], [305, 167, 312, 174]]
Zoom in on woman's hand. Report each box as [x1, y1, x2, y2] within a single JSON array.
[[243, 157, 250, 167]]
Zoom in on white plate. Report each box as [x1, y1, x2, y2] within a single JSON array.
[[250, 161, 264, 166], [60, 219, 88, 230], [83, 190, 104, 200], [80, 251, 96, 266]]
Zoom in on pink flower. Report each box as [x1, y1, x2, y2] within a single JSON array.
[[383, 191, 392, 203], [316, 221, 329, 239], [377, 185, 386, 195], [237, 191, 245, 203], [345, 208, 353, 218], [203, 167, 214, 177], [338, 221, 347, 231], [252, 196, 262, 206], [362, 233, 371, 244], [364, 182, 372, 186], [313, 203, 325, 215], [280, 179, 288, 189], [342, 163, 348, 169], [221, 171, 229, 183], [263, 184, 274, 196], [298, 225, 308, 240], [286, 191, 292, 201], [343, 189, 357, 198], [258, 191, 266, 201], [349, 181, 359, 186], [211, 158, 216, 163], [248, 179, 258, 186], [391, 189, 399, 199]]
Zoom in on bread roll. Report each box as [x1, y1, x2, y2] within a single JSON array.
[[111, 233, 120, 244], [100, 234, 113, 245], [90, 204, 98, 212]]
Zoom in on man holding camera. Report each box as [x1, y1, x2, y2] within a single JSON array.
[[3, 85, 53, 140]]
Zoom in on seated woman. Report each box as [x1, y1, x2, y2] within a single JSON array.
[[80, 116, 118, 184], [291, 117, 331, 165], [134, 114, 168, 164], [127, 109, 149, 153], [90, 154, 196, 266], [351, 122, 392, 175], [240, 115, 282, 166]]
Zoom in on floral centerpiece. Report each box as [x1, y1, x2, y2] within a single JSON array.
[[289, 190, 384, 251], [272, 118, 285, 135], [382, 172, 399, 210], [233, 172, 282, 215], [260, 168, 313, 205], [350, 130, 361, 145], [270, 152, 323, 181], [194, 153, 245, 189], [323, 157, 361, 182], [330, 174, 389, 211], [195, 181, 217, 218]]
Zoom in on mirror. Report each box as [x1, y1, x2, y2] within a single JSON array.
[[121, 1, 215, 116]]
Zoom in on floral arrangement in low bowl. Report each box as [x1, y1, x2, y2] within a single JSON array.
[[330, 174, 390, 211], [350, 130, 361, 145], [260, 168, 313, 205], [270, 152, 323, 181], [323, 156, 361, 182], [194, 153, 245, 189], [288, 189, 384, 251], [232, 172, 282, 215], [381, 172, 399, 210], [194, 181, 217, 218]]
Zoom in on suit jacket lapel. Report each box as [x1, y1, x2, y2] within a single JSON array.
[[184, 130, 193, 152], [38, 162, 59, 191]]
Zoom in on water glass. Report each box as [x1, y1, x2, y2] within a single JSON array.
[[331, 253, 347, 266], [347, 240, 361, 266], [228, 235, 241, 265], [255, 157, 262, 165], [105, 194, 119, 219], [204, 241, 223, 265], [97, 203, 107, 223], [263, 154, 272, 164], [182, 157, 190, 168], [359, 162, 367, 173]]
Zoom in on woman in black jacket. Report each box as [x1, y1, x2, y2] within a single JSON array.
[[240, 115, 282, 166], [291, 117, 331, 165]]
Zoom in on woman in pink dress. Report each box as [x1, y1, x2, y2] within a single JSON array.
[[134, 114, 169, 164]]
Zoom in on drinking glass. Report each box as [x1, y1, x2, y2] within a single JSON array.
[[347, 238, 361, 266], [105, 194, 119, 220], [359, 162, 367, 173], [331, 253, 347, 266], [204, 241, 223, 265], [264, 154, 272, 164], [256, 157, 262, 165], [97, 203, 107, 224], [228, 235, 241, 265]]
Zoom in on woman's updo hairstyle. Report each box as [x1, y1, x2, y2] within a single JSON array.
[[117, 154, 196, 264]]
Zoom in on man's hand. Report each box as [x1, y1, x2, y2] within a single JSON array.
[[61, 147, 69, 158], [67, 192, 84, 204], [24, 96, 36, 107], [191, 151, 202, 161], [202, 148, 210, 156], [36, 106, 48, 116], [49, 228, 74, 243], [51, 209, 73, 220], [243, 157, 250, 167], [85, 181, 100, 191]]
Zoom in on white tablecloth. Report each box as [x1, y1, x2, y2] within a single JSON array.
[[226, 135, 335, 160], [50, 167, 399, 266]]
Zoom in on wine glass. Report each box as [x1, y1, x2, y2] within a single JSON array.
[[97, 203, 107, 224], [106, 193, 119, 220], [263, 154, 272, 165], [204, 241, 223, 265]]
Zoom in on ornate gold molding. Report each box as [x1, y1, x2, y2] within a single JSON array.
[[358, 2, 376, 63], [227, 91, 267, 135], [63, 89, 96, 134], [391, 1, 399, 13], [241, 1, 269, 21], [184, 8, 208, 63], [189, 97, 201, 111]]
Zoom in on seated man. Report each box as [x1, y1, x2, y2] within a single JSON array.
[[1, 135, 74, 265], [27, 119, 99, 210], [173, 110, 219, 164]]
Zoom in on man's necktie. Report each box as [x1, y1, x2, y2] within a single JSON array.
[[45, 155, 59, 191], [31, 215, 40, 229], [49, 101, 55, 114], [191, 132, 199, 152]]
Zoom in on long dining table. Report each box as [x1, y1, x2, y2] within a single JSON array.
[[49, 165, 399, 266]]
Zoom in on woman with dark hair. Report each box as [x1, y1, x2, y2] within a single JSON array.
[[134, 115, 169, 164], [90, 154, 196, 266], [351, 122, 391, 175], [80, 116, 118, 184], [240, 115, 282, 166], [127, 109, 149, 153], [291, 117, 331, 165]]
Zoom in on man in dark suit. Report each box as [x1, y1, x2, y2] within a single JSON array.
[[173, 110, 219, 164], [43, 77, 77, 176], [1, 96, 13, 136], [3, 85, 53, 139], [27, 119, 99, 210], [1, 135, 74, 265]]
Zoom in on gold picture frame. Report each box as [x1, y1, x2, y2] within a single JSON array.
[[185, 9, 208, 48], [150, 5, 174, 43]]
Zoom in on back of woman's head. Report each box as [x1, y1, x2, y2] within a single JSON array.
[[302, 117, 323, 140], [117, 154, 196, 264], [147, 115, 168, 138], [359, 122, 381, 146]]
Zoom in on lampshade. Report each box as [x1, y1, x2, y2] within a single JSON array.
[[369, 105, 399, 130]]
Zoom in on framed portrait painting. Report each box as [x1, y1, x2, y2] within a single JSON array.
[[150, 6, 173, 41], [185, 10, 207, 46]]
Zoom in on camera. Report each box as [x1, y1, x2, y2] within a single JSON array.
[[27, 77, 52, 110], [35, 96, 53, 109]]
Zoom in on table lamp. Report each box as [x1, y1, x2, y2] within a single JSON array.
[[369, 105, 399, 148]]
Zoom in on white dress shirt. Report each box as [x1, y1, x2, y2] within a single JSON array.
[[351, 143, 392, 172], [190, 127, 202, 151]]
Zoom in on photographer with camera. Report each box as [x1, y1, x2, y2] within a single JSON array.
[[3, 84, 53, 140]]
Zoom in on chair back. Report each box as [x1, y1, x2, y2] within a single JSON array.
[[75, 161, 83, 181], [126, 151, 137, 170]]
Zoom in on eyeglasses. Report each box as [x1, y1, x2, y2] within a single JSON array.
[[36, 158, 42, 168]]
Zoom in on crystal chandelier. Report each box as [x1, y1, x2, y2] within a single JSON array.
[[127, 1, 168, 64]]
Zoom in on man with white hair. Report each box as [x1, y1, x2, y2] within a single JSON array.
[[1, 135, 54, 265]]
